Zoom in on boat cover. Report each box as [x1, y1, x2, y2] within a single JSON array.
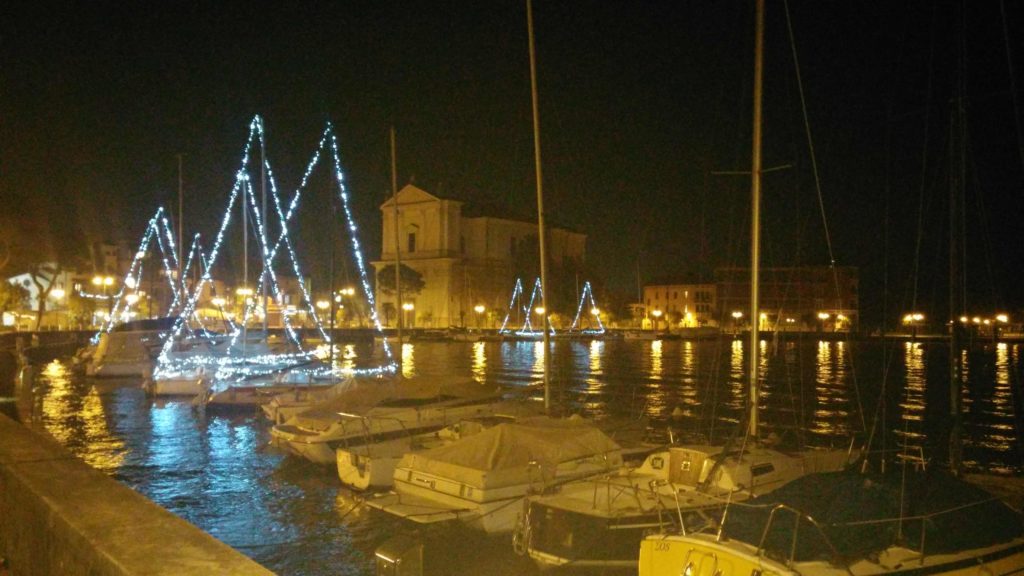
[[723, 468, 1024, 563], [396, 417, 622, 490], [286, 376, 500, 431]]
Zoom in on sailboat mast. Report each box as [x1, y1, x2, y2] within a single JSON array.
[[261, 124, 268, 333], [948, 13, 967, 474], [527, 0, 551, 413], [391, 126, 403, 373], [177, 153, 184, 301], [748, 0, 765, 439]]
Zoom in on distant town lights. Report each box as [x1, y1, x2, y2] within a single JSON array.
[[50, 288, 65, 300], [474, 304, 486, 314], [731, 311, 743, 319], [817, 312, 830, 320]]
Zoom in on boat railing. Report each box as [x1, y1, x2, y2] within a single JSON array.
[[752, 495, 1004, 570], [756, 504, 851, 574]]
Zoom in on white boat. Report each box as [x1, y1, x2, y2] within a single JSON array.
[[143, 366, 211, 396], [638, 468, 1024, 576], [269, 376, 507, 465], [364, 416, 624, 534], [622, 330, 659, 341], [336, 413, 525, 491], [261, 376, 357, 424], [78, 317, 176, 378], [519, 442, 855, 569]]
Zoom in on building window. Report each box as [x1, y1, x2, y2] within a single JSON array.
[[460, 236, 466, 254], [673, 291, 678, 299], [407, 232, 416, 253]]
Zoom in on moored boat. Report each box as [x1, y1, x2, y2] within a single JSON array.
[[364, 416, 625, 534], [269, 376, 507, 465], [519, 442, 856, 569], [638, 468, 1024, 576]]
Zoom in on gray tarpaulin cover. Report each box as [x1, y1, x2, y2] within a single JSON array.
[[396, 417, 623, 490]]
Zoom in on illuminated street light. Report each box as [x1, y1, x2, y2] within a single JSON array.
[[211, 297, 226, 307], [817, 312, 830, 320], [534, 306, 545, 315], [236, 287, 254, 297], [996, 314, 1009, 323], [731, 311, 743, 320], [103, 276, 114, 287], [316, 300, 330, 310], [402, 302, 414, 311], [125, 294, 139, 305], [651, 309, 663, 318], [474, 304, 486, 314], [590, 307, 600, 316], [50, 288, 66, 300]]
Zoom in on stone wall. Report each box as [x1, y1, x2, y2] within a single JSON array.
[[0, 414, 274, 575]]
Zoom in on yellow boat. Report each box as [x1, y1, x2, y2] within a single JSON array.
[[639, 469, 1024, 576]]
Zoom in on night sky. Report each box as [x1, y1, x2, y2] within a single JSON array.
[[3, 1, 1024, 327]]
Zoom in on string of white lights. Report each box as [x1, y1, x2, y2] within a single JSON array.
[[327, 127, 394, 368], [155, 116, 395, 379], [568, 281, 606, 334], [499, 278, 524, 333]]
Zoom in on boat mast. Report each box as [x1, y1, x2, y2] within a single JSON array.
[[527, 0, 551, 413], [391, 126, 403, 375], [177, 153, 184, 302], [261, 123, 268, 333], [748, 0, 765, 439], [242, 147, 248, 355], [948, 10, 967, 475]]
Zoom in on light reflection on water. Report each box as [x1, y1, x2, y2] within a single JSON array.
[[18, 339, 1024, 575]]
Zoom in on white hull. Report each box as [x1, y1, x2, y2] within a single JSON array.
[[145, 376, 209, 397]]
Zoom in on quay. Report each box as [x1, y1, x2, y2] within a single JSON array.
[[0, 370, 275, 575]]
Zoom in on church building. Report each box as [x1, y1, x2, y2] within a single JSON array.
[[372, 185, 586, 328]]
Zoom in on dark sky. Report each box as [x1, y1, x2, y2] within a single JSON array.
[[3, 1, 1024, 327]]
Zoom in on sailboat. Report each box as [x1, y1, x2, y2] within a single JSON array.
[[515, 0, 859, 569], [637, 2, 1024, 575]]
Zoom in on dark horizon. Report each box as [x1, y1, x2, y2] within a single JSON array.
[[4, 1, 1024, 329]]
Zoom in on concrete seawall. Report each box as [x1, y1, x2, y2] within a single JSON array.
[[0, 414, 275, 575]]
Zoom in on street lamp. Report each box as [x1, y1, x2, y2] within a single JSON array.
[[402, 302, 415, 328], [731, 310, 743, 335], [651, 309, 663, 332], [474, 304, 486, 328], [316, 300, 330, 311]]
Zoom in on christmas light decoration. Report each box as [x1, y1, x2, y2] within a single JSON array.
[[568, 281, 606, 334], [152, 116, 395, 383]]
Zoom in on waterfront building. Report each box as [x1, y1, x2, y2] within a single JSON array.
[[372, 184, 586, 328], [642, 278, 718, 328], [714, 265, 859, 331]]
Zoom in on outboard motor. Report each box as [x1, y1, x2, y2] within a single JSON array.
[[375, 534, 423, 576]]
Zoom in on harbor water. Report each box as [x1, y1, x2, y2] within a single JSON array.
[[11, 337, 1024, 575]]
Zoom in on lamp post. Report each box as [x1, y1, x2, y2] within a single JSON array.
[[731, 310, 743, 336], [402, 302, 414, 329], [651, 309, 663, 332], [474, 304, 486, 329], [50, 288, 66, 329], [817, 312, 830, 334], [93, 275, 115, 313], [534, 306, 545, 333], [590, 307, 600, 330]]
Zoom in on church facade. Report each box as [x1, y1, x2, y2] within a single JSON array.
[[372, 185, 586, 328]]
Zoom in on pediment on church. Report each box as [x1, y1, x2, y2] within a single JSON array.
[[380, 184, 451, 208]]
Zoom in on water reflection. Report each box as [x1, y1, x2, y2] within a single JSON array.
[[675, 341, 699, 419], [896, 342, 927, 452], [15, 339, 1024, 576], [401, 342, 414, 378], [809, 340, 851, 441], [471, 341, 487, 381]]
